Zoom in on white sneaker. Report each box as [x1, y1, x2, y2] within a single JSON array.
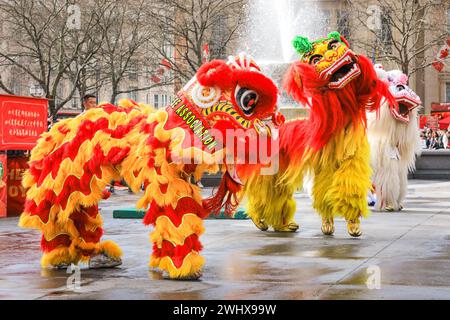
[[89, 254, 122, 269]]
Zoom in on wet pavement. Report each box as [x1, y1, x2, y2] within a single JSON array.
[[1, 179, 450, 300]]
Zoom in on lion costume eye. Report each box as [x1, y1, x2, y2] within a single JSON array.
[[328, 39, 340, 50], [310, 55, 322, 65], [396, 85, 406, 92], [235, 85, 259, 116]]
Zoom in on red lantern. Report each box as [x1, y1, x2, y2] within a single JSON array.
[[150, 75, 161, 83], [161, 59, 171, 70], [433, 61, 444, 72]]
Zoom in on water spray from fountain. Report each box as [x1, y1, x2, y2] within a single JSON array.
[[239, 0, 331, 117]]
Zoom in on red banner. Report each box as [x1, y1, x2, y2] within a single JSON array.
[[7, 156, 29, 217], [431, 103, 450, 112], [0, 94, 48, 150], [0, 154, 6, 218], [427, 115, 440, 130]]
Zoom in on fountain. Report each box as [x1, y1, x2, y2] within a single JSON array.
[[239, 0, 331, 119]]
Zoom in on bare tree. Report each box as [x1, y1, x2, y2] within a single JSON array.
[[96, 0, 174, 104], [0, 0, 113, 116], [346, 0, 448, 77], [147, 0, 246, 84]]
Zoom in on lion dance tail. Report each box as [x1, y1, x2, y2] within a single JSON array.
[[18, 104, 136, 267]]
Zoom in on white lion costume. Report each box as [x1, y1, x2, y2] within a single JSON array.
[[367, 65, 422, 212]]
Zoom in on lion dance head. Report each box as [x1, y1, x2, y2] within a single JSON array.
[[374, 64, 421, 123], [166, 53, 282, 214], [284, 31, 396, 149]]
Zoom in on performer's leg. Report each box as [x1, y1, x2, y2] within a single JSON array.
[[312, 166, 336, 235], [146, 197, 207, 280], [20, 204, 78, 268], [245, 175, 271, 231], [272, 192, 298, 232], [245, 173, 299, 233], [34, 205, 121, 268], [397, 165, 409, 211], [40, 234, 73, 268], [324, 138, 372, 237], [374, 158, 401, 212], [68, 205, 122, 268]]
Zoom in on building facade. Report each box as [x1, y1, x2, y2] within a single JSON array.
[[307, 0, 449, 114], [1, 0, 448, 116]]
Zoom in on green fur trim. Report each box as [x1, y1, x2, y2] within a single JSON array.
[[292, 36, 312, 55], [292, 31, 345, 58], [327, 31, 341, 41]]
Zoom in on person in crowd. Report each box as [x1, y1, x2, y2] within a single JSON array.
[[430, 131, 443, 150], [443, 130, 449, 150], [82, 94, 97, 111], [426, 131, 432, 149]]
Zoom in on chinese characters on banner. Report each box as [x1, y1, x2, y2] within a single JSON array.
[[0, 154, 6, 218], [0, 95, 48, 150]]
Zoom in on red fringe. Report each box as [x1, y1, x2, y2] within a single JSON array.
[[71, 207, 103, 244], [278, 119, 309, 167], [41, 234, 71, 253], [203, 171, 242, 216], [143, 197, 209, 226], [29, 108, 139, 186], [152, 234, 203, 268], [282, 53, 396, 151]]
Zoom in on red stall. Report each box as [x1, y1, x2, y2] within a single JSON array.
[[431, 102, 450, 130], [0, 94, 48, 218], [419, 103, 450, 130]]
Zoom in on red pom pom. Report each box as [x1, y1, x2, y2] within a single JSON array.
[[197, 60, 233, 89], [433, 61, 444, 72]]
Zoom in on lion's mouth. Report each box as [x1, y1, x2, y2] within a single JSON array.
[[329, 62, 360, 89], [391, 96, 420, 123], [320, 51, 361, 89], [398, 102, 410, 116]]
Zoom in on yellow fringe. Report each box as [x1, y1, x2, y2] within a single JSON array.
[[150, 214, 205, 247], [244, 173, 298, 228], [152, 252, 205, 279], [99, 240, 123, 259], [41, 247, 73, 268], [311, 125, 372, 220]]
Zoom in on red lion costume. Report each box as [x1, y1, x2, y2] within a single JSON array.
[[244, 32, 395, 237], [19, 53, 280, 280]]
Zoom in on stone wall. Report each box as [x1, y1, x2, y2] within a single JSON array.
[[412, 150, 450, 180]]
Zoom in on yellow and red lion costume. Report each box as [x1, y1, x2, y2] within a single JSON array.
[[244, 32, 396, 237], [19, 54, 280, 280]]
